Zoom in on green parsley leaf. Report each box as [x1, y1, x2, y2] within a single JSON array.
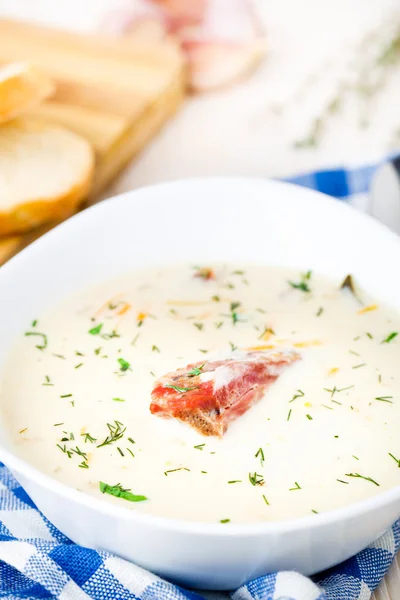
[[118, 358, 131, 372], [89, 323, 103, 335], [99, 481, 147, 502]]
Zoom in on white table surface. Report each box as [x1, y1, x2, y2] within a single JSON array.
[[1, 1, 400, 597]]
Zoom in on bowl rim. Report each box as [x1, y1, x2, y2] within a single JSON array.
[[1, 175, 400, 537]]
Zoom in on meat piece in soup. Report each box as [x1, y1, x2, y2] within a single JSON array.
[[150, 349, 301, 436]]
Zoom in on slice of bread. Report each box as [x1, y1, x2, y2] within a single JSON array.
[[0, 118, 95, 236], [0, 62, 55, 124]]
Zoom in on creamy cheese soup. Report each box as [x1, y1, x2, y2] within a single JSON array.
[[1, 264, 400, 524]]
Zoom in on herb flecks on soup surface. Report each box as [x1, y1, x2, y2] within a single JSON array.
[[150, 350, 300, 437], [2, 264, 400, 524]]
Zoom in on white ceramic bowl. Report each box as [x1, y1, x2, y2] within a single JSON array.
[[1, 178, 400, 590]]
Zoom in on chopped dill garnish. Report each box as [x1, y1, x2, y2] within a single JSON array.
[[19, 428, 27, 434], [187, 364, 205, 377], [288, 270, 312, 293], [232, 270, 245, 275], [215, 321, 224, 328], [78, 461, 89, 469], [345, 472, 379, 486], [389, 453, 400, 467], [321, 404, 333, 410], [375, 396, 393, 403], [382, 332, 398, 344], [228, 480, 242, 484], [352, 363, 367, 369], [164, 467, 190, 476], [31, 320, 37, 327], [25, 331, 48, 350], [57, 444, 73, 458], [60, 394, 72, 399], [352, 455, 359, 460], [311, 509, 319, 514], [117, 447, 124, 457], [52, 354, 65, 360], [337, 479, 349, 484], [289, 481, 301, 491], [42, 375, 54, 387], [165, 384, 198, 394], [81, 432, 96, 443], [255, 447, 265, 466], [126, 448, 135, 458], [89, 323, 103, 335], [97, 420, 126, 448], [118, 358, 131, 372], [229, 342, 237, 352], [306, 414, 313, 420], [94, 347, 102, 356], [220, 519, 230, 524], [194, 443, 205, 450], [248, 472, 265, 486], [287, 408, 292, 420], [74, 363, 83, 369], [229, 301, 242, 325], [199, 349, 209, 354], [201, 471, 207, 474], [262, 494, 269, 505], [128, 437, 135, 444], [193, 322, 204, 331], [75, 351, 84, 356], [131, 333, 140, 346], [99, 481, 147, 502], [101, 329, 120, 340], [152, 345, 160, 353], [366, 332, 373, 339], [290, 389, 304, 403], [256, 308, 266, 314], [323, 385, 354, 398], [212, 295, 220, 302], [349, 350, 360, 356], [113, 397, 125, 402], [70, 446, 87, 459], [316, 307, 324, 317], [53, 423, 64, 427]]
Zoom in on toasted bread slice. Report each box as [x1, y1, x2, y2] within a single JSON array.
[[0, 63, 55, 124], [0, 118, 94, 236]]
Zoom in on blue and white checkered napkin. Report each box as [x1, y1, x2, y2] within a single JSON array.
[[1, 160, 400, 600], [285, 162, 379, 203], [1, 463, 399, 600]]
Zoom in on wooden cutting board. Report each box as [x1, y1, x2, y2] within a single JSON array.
[[0, 18, 186, 265]]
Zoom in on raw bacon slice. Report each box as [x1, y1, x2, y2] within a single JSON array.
[[150, 349, 300, 437]]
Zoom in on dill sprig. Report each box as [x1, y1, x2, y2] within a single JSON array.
[[97, 420, 126, 448], [345, 472, 380, 486], [248, 472, 265, 486]]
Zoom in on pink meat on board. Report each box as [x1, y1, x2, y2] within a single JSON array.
[[150, 349, 300, 437], [102, 0, 267, 92]]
